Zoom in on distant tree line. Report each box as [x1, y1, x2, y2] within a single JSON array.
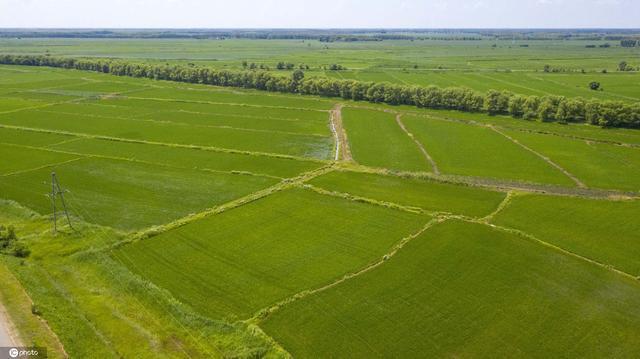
[[1, 54, 638, 129]]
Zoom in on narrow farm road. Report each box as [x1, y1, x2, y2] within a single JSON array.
[[0, 304, 20, 347], [330, 104, 353, 162]]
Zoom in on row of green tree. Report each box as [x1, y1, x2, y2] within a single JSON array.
[[1, 54, 638, 129]]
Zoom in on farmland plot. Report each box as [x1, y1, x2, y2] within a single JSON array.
[[0, 109, 333, 158], [502, 129, 640, 192], [114, 188, 429, 319], [0, 143, 79, 175], [0, 157, 277, 230], [342, 108, 430, 172], [262, 221, 640, 358], [401, 115, 576, 185], [493, 194, 640, 276], [50, 137, 322, 178], [309, 170, 506, 217]]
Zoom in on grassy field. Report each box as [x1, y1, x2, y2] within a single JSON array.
[[502, 129, 640, 192], [493, 194, 640, 276], [0, 42, 638, 358], [401, 114, 576, 185], [308, 170, 506, 217], [261, 220, 640, 357], [342, 108, 430, 171], [114, 188, 429, 320]]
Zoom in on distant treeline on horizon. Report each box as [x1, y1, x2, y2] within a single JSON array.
[[0, 28, 639, 41]]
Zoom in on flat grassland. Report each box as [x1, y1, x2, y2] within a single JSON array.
[[0, 42, 638, 359]]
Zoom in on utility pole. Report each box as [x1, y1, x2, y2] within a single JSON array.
[[49, 172, 74, 234]]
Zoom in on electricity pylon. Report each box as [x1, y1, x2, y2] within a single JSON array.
[[49, 172, 74, 234]]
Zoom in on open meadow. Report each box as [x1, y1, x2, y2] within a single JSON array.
[[0, 31, 639, 358]]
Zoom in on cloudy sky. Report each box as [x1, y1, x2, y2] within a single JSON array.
[[0, 0, 637, 28]]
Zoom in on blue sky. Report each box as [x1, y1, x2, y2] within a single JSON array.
[[0, 0, 638, 28]]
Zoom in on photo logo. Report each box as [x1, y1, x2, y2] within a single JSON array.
[[9, 348, 19, 358]]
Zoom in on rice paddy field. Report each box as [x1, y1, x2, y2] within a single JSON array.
[[0, 35, 639, 358]]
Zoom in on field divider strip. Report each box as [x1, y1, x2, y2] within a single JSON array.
[[480, 191, 517, 222], [300, 183, 447, 216], [395, 114, 440, 174], [0, 123, 330, 163], [0, 141, 283, 180], [461, 218, 640, 281], [0, 157, 85, 177], [489, 125, 587, 188], [249, 216, 446, 323], [103, 165, 336, 251]]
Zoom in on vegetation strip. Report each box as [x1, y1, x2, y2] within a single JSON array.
[[300, 184, 428, 215], [0, 123, 328, 163], [0, 157, 85, 177], [395, 114, 440, 174], [481, 191, 517, 222], [489, 125, 587, 188], [250, 217, 444, 322]]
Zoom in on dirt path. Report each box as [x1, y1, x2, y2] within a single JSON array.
[[489, 125, 587, 188], [395, 114, 440, 175], [0, 304, 21, 347], [330, 104, 353, 162]]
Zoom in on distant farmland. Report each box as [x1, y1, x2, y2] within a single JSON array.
[[0, 33, 639, 359]]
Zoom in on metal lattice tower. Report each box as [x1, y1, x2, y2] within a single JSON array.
[[49, 172, 75, 234]]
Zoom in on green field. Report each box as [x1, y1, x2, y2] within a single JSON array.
[[0, 35, 639, 358], [493, 194, 640, 276], [262, 220, 640, 357], [114, 188, 428, 320], [401, 114, 576, 185], [342, 108, 430, 171]]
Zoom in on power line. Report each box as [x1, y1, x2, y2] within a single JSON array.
[[48, 171, 75, 234]]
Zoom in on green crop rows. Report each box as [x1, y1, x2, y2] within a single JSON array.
[[0, 39, 639, 359]]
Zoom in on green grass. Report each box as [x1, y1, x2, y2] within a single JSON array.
[[308, 170, 506, 217], [0, 109, 333, 159], [0, 143, 79, 175], [114, 188, 429, 320], [342, 108, 430, 172], [0, 157, 277, 231], [493, 194, 640, 276], [402, 115, 576, 185], [0, 201, 276, 358], [503, 129, 640, 192], [261, 220, 640, 358], [131, 86, 334, 110], [50, 137, 322, 178]]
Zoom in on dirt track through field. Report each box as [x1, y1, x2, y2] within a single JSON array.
[[330, 104, 353, 161], [395, 114, 440, 174], [0, 304, 20, 347]]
